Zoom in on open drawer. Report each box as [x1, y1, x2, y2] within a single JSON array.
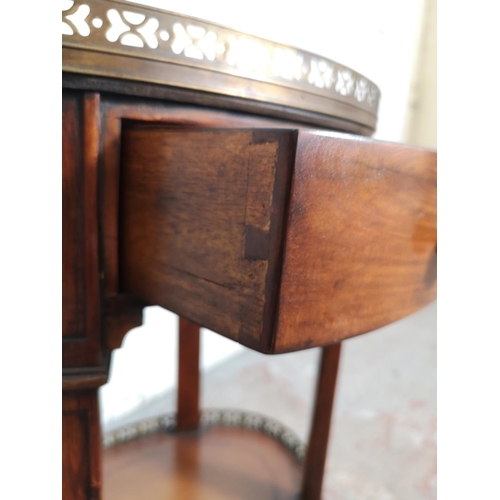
[[119, 125, 436, 354]]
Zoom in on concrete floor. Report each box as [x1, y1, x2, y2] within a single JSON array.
[[105, 301, 436, 500]]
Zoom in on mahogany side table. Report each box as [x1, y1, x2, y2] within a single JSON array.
[[62, 2, 437, 499]]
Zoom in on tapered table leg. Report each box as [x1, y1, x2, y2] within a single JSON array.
[[301, 342, 342, 499], [177, 317, 201, 431]]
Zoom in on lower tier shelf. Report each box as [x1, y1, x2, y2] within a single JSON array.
[[103, 410, 305, 499]]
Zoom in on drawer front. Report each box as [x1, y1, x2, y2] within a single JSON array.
[[120, 127, 294, 352], [274, 132, 437, 352]]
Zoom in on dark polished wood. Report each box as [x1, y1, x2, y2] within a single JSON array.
[[301, 343, 342, 500], [120, 126, 437, 353], [62, 91, 101, 368], [63, 73, 373, 136], [62, 91, 85, 339], [274, 132, 437, 352], [103, 427, 301, 500], [99, 95, 303, 305], [62, 76, 436, 499], [63, 391, 102, 500], [102, 294, 144, 351], [98, 96, 310, 356], [120, 126, 294, 352], [177, 318, 201, 431], [62, 374, 108, 392]]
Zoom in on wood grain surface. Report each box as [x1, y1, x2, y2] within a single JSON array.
[[62, 91, 85, 339], [274, 131, 437, 352], [61, 87, 437, 500], [98, 97, 303, 352], [301, 343, 342, 499], [103, 427, 301, 500], [120, 126, 436, 353], [99, 97, 302, 298], [62, 91, 102, 368], [67, 72, 371, 135], [63, 391, 102, 500], [120, 126, 295, 351]]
